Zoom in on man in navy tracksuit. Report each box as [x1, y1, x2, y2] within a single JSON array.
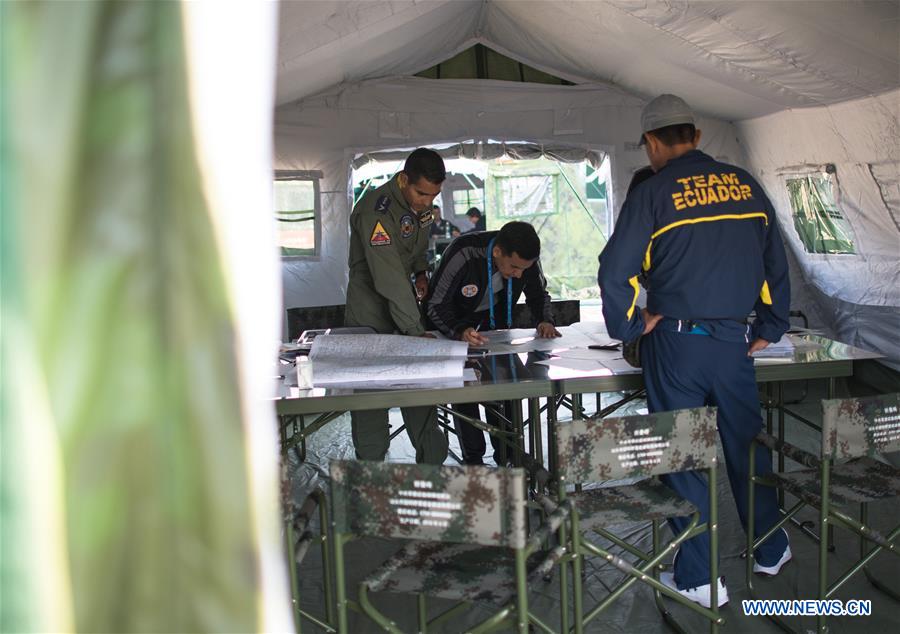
[[425, 222, 560, 464], [598, 94, 792, 607]]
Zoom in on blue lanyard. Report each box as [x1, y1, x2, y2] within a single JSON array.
[[486, 237, 512, 330]]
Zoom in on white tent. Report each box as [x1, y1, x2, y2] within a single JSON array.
[[273, 0, 900, 368]]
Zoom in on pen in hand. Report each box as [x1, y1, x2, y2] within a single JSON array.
[[465, 323, 488, 346]]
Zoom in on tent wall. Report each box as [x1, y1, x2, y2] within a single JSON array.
[[273, 77, 746, 311], [737, 89, 900, 367]]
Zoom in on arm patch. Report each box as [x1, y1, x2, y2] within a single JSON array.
[[370, 221, 392, 246], [375, 195, 391, 214]]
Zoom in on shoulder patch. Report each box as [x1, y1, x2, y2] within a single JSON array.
[[461, 284, 479, 298], [370, 221, 392, 246], [374, 195, 391, 214], [418, 209, 433, 227], [399, 214, 415, 238]]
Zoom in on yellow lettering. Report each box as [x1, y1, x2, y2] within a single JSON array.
[[720, 173, 737, 185], [672, 192, 686, 211], [684, 190, 697, 207], [728, 185, 741, 200], [692, 174, 708, 189], [695, 188, 708, 205], [717, 185, 731, 202], [676, 177, 693, 190], [706, 187, 719, 204], [707, 173, 722, 187], [740, 184, 753, 200]]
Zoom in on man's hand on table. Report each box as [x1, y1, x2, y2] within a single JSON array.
[[748, 338, 770, 356], [537, 322, 561, 338], [460, 327, 488, 346]]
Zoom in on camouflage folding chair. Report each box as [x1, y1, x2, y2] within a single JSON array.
[[329, 460, 571, 634], [555, 407, 724, 633], [281, 464, 335, 633], [747, 393, 900, 633]]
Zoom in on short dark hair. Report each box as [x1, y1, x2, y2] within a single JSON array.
[[495, 221, 540, 261], [403, 148, 446, 185], [465, 207, 482, 219], [647, 123, 696, 147]]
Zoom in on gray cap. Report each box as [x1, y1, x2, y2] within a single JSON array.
[[638, 94, 695, 145]]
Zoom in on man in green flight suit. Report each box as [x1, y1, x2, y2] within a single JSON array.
[[344, 148, 449, 464]]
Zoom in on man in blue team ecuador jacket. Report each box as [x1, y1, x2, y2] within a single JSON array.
[[598, 94, 792, 608]]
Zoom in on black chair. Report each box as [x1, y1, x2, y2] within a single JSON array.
[[286, 305, 346, 341]]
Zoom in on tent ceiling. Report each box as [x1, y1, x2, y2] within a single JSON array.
[[277, 1, 482, 106], [276, 0, 900, 120]]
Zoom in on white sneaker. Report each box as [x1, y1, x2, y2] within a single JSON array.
[[754, 531, 792, 576], [660, 571, 729, 608]]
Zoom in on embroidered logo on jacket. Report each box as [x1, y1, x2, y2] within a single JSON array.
[[375, 196, 391, 214], [418, 210, 434, 227], [370, 221, 391, 246], [399, 214, 415, 238], [461, 284, 479, 298]]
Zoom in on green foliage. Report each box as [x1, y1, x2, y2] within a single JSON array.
[[786, 174, 855, 254], [2, 2, 263, 630]]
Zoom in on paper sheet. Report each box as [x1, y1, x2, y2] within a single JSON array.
[[751, 335, 795, 358], [596, 356, 637, 373], [551, 347, 621, 361], [309, 334, 468, 387], [311, 334, 468, 359], [469, 325, 610, 356], [534, 357, 608, 372]]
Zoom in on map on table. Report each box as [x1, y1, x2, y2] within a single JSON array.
[[309, 334, 468, 388], [468, 324, 616, 356]]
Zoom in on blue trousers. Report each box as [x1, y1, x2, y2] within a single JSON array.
[[642, 329, 788, 589]]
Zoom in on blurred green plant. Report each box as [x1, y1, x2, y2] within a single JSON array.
[[2, 2, 265, 630]]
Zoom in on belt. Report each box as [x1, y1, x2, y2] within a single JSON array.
[[656, 317, 710, 336]]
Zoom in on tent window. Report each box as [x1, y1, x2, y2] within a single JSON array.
[[585, 164, 607, 200], [352, 147, 610, 301], [452, 188, 484, 216], [274, 171, 321, 257], [495, 174, 558, 217], [785, 172, 855, 254], [416, 43, 574, 85]]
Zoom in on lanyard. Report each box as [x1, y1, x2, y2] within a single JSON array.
[[488, 353, 517, 383], [486, 237, 512, 330]]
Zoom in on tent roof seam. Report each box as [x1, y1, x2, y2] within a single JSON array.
[[607, 2, 823, 108]]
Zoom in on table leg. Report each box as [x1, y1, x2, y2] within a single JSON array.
[[547, 396, 559, 479], [529, 397, 543, 472], [572, 393, 584, 421], [777, 381, 785, 508], [511, 400, 525, 468], [827, 377, 836, 551]]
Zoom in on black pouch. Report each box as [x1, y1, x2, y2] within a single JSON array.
[[622, 336, 642, 368]]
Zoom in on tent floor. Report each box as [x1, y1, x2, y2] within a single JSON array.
[[287, 378, 900, 633]]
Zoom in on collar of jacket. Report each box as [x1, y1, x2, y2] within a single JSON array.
[[388, 175, 412, 213], [659, 148, 711, 173]]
